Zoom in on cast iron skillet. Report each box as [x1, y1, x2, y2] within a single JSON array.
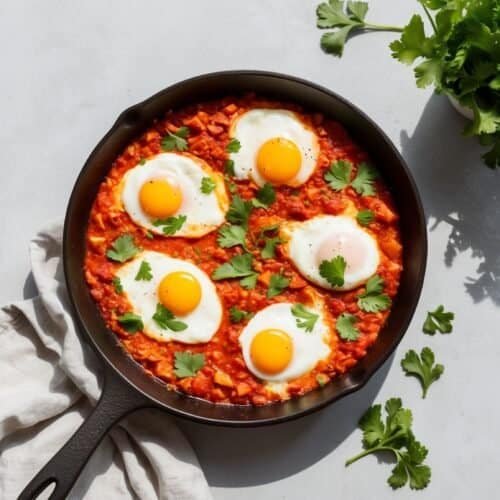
[[19, 71, 426, 500]]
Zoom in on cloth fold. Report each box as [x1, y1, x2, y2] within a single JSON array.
[[0, 220, 212, 500]]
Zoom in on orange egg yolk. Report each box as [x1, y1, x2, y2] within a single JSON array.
[[158, 271, 201, 316], [250, 329, 293, 375], [139, 179, 182, 218], [256, 137, 302, 184]]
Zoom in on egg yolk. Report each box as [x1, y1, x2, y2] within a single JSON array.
[[250, 329, 293, 375], [139, 179, 182, 218], [256, 137, 302, 184], [158, 271, 201, 316]]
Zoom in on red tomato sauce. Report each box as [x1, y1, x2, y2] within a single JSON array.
[[84, 95, 403, 405]]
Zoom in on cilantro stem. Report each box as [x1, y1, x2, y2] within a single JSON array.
[[421, 4, 437, 33], [345, 428, 407, 466], [345, 446, 400, 466], [363, 23, 404, 33]]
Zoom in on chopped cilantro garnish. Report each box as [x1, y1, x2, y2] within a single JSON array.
[[291, 304, 319, 332], [336, 312, 360, 341], [356, 209, 374, 226], [161, 126, 190, 152], [229, 306, 253, 324], [227, 195, 253, 228], [357, 274, 391, 312], [226, 138, 241, 153], [153, 215, 187, 235], [224, 159, 236, 176], [212, 253, 258, 289], [117, 312, 143, 333], [174, 351, 205, 378], [112, 276, 123, 294], [351, 162, 378, 196], [324, 160, 352, 190], [217, 224, 248, 250], [261, 236, 282, 259], [252, 183, 276, 208], [319, 255, 346, 287], [152, 303, 187, 332], [267, 271, 290, 298], [134, 260, 153, 281], [106, 234, 140, 263], [200, 176, 216, 194]]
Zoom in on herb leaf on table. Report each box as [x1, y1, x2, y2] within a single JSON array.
[[401, 347, 444, 398], [346, 398, 431, 490], [423, 305, 454, 334]]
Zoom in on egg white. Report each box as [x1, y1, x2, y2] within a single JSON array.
[[281, 215, 380, 291], [229, 109, 319, 186], [120, 153, 228, 237], [239, 302, 331, 384], [116, 251, 222, 344]]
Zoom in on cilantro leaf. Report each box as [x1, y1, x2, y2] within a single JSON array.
[[152, 215, 187, 235], [217, 224, 248, 250], [336, 312, 360, 341], [319, 255, 346, 287], [267, 272, 290, 298], [161, 126, 190, 152], [134, 260, 153, 281], [229, 306, 253, 324], [226, 138, 241, 153], [346, 397, 431, 490], [317, 1, 403, 57], [152, 303, 187, 332], [261, 236, 282, 259], [324, 160, 352, 190], [106, 234, 140, 263], [253, 183, 276, 208], [351, 163, 378, 196], [317, 0, 355, 28], [212, 253, 258, 289], [389, 15, 430, 65], [240, 273, 258, 290], [346, 1, 368, 22], [117, 312, 143, 333], [291, 304, 319, 332], [357, 274, 391, 312], [174, 351, 205, 378], [227, 195, 253, 228], [224, 159, 236, 176], [320, 26, 354, 56], [356, 209, 374, 226], [423, 305, 454, 334], [200, 176, 216, 194], [112, 276, 123, 294], [316, 373, 329, 387], [401, 347, 444, 398]]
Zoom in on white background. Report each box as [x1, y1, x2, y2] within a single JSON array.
[[1, 1, 500, 499]]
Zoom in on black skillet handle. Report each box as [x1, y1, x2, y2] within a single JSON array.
[[17, 365, 152, 500]]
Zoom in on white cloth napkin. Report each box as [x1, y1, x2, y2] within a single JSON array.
[[0, 220, 212, 500]]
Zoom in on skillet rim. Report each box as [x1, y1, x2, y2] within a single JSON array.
[[63, 70, 427, 426]]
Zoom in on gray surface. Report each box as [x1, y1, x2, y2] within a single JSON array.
[[1, 1, 499, 499]]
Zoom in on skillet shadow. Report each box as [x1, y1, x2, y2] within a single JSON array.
[[400, 93, 500, 305], [175, 355, 392, 487]]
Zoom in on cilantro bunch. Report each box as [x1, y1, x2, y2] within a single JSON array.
[[391, 0, 500, 168], [346, 398, 431, 490], [316, 0, 500, 167]]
